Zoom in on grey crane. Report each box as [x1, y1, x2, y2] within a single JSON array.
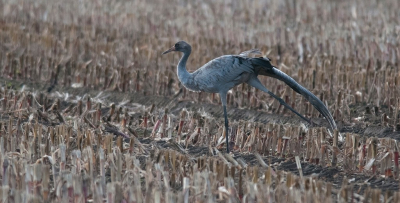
[[162, 41, 337, 153]]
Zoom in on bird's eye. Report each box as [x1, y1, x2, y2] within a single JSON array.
[[175, 44, 179, 48]]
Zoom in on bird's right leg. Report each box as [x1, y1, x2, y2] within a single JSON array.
[[219, 91, 230, 153], [247, 77, 311, 124]]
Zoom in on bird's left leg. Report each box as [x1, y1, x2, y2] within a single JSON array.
[[247, 77, 311, 124], [219, 91, 230, 153]]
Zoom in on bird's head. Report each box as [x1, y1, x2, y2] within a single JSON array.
[[162, 41, 191, 55]]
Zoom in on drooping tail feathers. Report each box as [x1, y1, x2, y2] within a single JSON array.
[[251, 57, 337, 130]]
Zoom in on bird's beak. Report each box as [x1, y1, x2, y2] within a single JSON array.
[[162, 46, 175, 55]]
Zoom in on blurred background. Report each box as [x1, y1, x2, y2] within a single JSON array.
[[1, 0, 399, 119]]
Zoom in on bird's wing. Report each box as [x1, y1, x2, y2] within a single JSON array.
[[250, 57, 337, 130], [191, 55, 254, 92], [239, 49, 262, 57]]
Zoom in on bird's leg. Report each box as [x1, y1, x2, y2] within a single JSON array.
[[266, 91, 310, 124], [223, 105, 229, 153], [219, 91, 230, 153], [247, 78, 311, 124]]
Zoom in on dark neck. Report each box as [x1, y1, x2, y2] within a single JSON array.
[[177, 48, 192, 82]]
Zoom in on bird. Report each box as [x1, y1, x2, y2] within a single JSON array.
[[162, 41, 337, 153]]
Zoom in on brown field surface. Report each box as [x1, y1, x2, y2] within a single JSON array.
[[0, 0, 400, 202]]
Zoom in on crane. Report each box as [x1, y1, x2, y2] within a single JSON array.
[[162, 41, 337, 153]]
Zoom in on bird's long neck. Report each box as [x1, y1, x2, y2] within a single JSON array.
[[177, 49, 192, 83]]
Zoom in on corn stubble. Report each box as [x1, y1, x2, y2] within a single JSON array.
[[0, 0, 400, 202]]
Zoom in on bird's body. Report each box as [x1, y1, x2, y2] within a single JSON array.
[[163, 41, 337, 153], [180, 55, 253, 93]]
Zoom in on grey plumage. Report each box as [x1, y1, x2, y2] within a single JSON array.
[[163, 41, 337, 153]]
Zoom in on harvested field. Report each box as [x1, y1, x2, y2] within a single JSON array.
[[0, 0, 400, 202]]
